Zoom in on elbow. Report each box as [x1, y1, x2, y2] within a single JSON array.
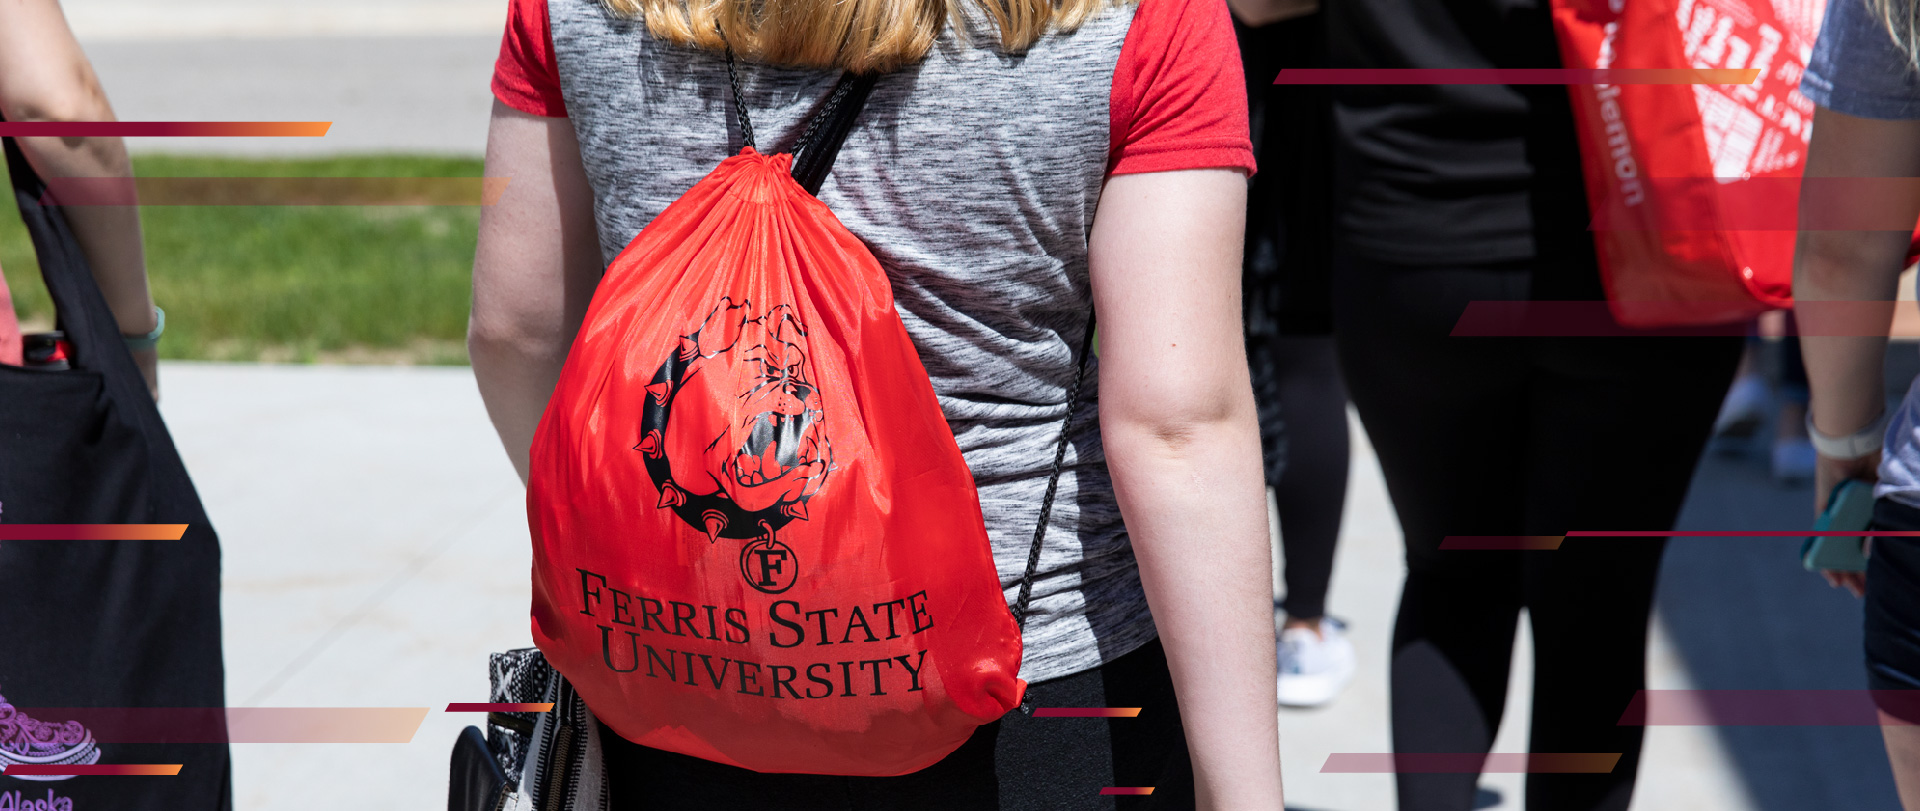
[[1101, 390, 1248, 460], [1795, 231, 1902, 294], [7, 79, 130, 177], [8, 72, 114, 126], [466, 310, 571, 368]]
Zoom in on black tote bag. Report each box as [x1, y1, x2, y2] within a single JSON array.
[[0, 135, 231, 808]]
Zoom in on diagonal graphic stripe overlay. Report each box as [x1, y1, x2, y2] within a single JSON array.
[[1275, 68, 1758, 85], [1620, 690, 1920, 725], [1443, 531, 1920, 550], [1440, 536, 1565, 550], [1569, 531, 1920, 537], [1451, 301, 1920, 338], [1031, 707, 1142, 718], [0, 524, 187, 540], [6, 708, 428, 743], [446, 703, 553, 713], [41, 177, 511, 206], [0, 122, 330, 137], [2, 764, 182, 776], [1322, 753, 1622, 773], [1584, 177, 1920, 231], [1099, 787, 1156, 795]]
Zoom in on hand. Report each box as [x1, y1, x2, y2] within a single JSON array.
[[1814, 449, 1879, 514], [1822, 538, 1870, 597], [1814, 449, 1878, 597], [129, 345, 158, 400]]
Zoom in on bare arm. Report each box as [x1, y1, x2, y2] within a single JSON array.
[[469, 100, 603, 482], [0, 0, 156, 393], [1796, 107, 1920, 502], [1090, 168, 1282, 809], [1795, 107, 1920, 594]]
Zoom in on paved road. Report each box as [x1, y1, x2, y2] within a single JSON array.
[[64, 0, 502, 156], [146, 360, 1906, 811]]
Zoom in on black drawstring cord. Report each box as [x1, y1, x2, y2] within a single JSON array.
[[722, 45, 755, 151], [1010, 309, 1098, 715]]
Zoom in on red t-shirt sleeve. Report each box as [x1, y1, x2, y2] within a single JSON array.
[[1108, 0, 1256, 176], [492, 0, 569, 118]]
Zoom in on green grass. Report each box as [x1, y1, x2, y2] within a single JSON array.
[[0, 154, 484, 364]]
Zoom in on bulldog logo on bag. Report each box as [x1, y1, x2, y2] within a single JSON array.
[[637, 297, 833, 594], [528, 147, 1025, 777]]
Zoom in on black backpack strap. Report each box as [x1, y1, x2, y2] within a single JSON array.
[[789, 72, 878, 196], [721, 47, 877, 196], [2, 121, 138, 381]]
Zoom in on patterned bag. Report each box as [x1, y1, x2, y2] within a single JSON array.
[[448, 650, 605, 811]]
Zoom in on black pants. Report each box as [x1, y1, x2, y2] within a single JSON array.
[[1248, 332, 1350, 620], [599, 638, 1192, 810], [1332, 251, 1742, 811], [1868, 498, 1920, 722]]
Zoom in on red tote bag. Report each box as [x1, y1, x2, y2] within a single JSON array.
[[525, 72, 1025, 776], [1552, 0, 1825, 327]]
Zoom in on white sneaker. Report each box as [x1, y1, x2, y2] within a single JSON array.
[[1712, 375, 1770, 441], [1277, 617, 1356, 709], [1772, 437, 1816, 484]]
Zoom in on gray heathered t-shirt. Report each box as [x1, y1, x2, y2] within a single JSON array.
[[547, 1, 1147, 683]]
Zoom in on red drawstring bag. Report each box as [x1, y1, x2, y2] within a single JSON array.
[[1551, 0, 1823, 327], [525, 71, 1025, 776]]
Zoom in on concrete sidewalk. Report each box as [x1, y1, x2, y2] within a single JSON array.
[[158, 363, 532, 810], [153, 361, 1894, 810]]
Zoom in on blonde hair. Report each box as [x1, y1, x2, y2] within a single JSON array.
[[1872, 0, 1920, 68], [612, 0, 1125, 74]]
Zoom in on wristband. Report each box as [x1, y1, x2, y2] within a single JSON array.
[[122, 306, 164, 351], [1807, 407, 1889, 461]]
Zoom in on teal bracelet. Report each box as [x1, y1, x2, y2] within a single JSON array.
[[122, 306, 164, 351]]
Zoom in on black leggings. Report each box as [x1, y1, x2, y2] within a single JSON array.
[[598, 638, 1192, 810], [1331, 251, 1742, 811], [1248, 331, 1350, 620]]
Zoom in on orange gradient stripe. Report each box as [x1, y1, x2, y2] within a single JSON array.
[[14, 707, 429, 742], [226, 708, 427, 743], [0, 524, 187, 540], [1618, 690, 1920, 725], [1031, 707, 1141, 718], [3, 764, 181, 776], [0, 122, 329, 137], [447, 703, 553, 713], [1322, 753, 1621, 773], [1439, 536, 1565, 550], [43, 177, 511, 206], [1276, 68, 1758, 85], [1099, 787, 1155, 795]]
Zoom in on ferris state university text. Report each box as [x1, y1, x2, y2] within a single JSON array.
[[575, 567, 938, 699]]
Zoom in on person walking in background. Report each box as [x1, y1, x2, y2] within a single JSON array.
[[1326, 0, 1744, 808], [1229, 0, 1356, 710], [1712, 321, 1817, 484], [1794, 0, 1920, 805], [470, 0, 1284, 807], [0, 0, 159, 393], [0, 5, 228, 808]]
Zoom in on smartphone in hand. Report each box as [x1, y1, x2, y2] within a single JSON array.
[[1802, 479, 1875, 573]]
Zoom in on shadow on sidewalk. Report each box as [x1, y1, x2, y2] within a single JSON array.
[[1658, 396, 1907, 808]]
